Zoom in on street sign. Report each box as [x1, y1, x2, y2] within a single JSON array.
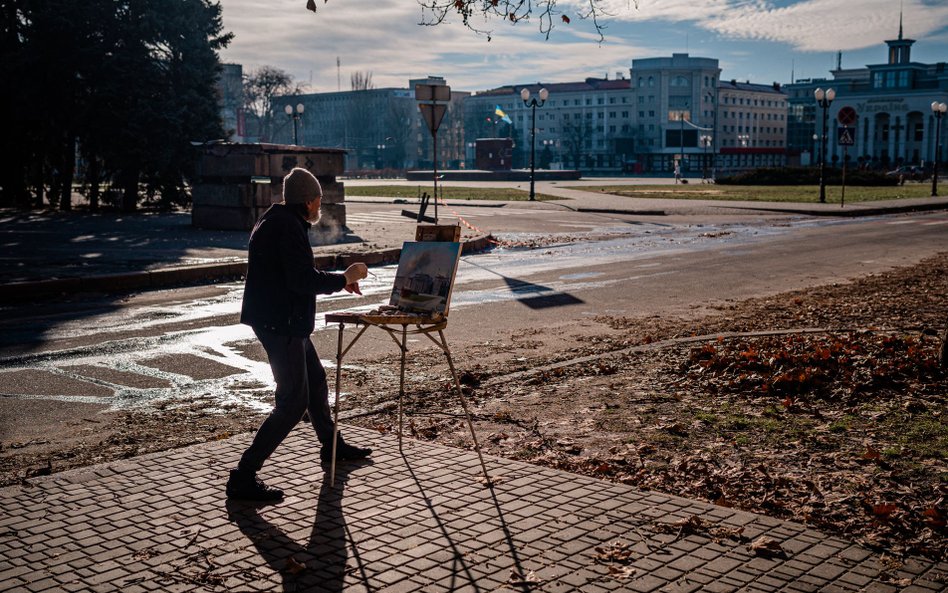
[[837, 106, 858, 126], [838, 126, 856, 146], [416, 83, 451, 134], [418, 103, 447, 134]]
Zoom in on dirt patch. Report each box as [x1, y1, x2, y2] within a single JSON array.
[[0, 397, 264, 485]]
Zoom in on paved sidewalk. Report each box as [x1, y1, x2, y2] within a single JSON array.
[[2, 425, 945, 592]]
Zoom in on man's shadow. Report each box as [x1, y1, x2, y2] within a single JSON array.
[[226, 460, 374, 592]]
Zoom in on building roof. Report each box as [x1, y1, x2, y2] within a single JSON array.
[[718, 79, 786, 95], [472, 77, 630, 97]]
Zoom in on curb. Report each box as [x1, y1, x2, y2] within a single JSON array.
[[346, 198, 508, 208], [0, 234, 495, 303], [576, 207, 667, 216], [721, 200, 948, 217]]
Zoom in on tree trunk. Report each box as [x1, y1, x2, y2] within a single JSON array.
[[88, 155, 100, 211], [121, 170, 139, 212], [59, 138, 76, 211]]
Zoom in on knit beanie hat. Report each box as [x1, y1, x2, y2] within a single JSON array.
[[282, 167, 322, 204]]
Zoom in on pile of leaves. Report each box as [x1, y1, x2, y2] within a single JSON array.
[[684, 332, 945, 405]]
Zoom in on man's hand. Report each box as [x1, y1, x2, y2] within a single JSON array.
[[343, 263, 368, 285], [343, 282, 362, 295]]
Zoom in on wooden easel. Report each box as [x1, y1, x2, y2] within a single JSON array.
[[324, 310, 491, 487]]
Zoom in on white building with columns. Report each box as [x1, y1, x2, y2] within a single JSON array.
[[785, 24, 948, 170]]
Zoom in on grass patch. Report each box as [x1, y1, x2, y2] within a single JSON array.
[[344, 185, 562, 201], [565, 184, 933, 204]]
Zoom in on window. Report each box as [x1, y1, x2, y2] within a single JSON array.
[[648, 77, 654, 87], [638, 96, 644, 104], [586, 98, 592, 105], [609, 97, 616, 104], [573, 113, 580, 120], [671, 75, 689, 87], [609, 111, 616, 118], [609, 125, 617, 132], [622, 97, 628, 103], [586, 113, 592, 119], [597, 98, 604, 105], [597, 112, 604, 119], [622, 111, 629, 118], [639, 111, 645, 118], [649, 110, 655, 117], [574, 99, 580, 106], [622, 124, 630, 133]]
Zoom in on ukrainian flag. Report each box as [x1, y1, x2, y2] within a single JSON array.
[[494, 105, 512, 124]]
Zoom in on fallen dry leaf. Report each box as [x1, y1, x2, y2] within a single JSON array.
[[748, 536, 787, 558], [507, 569, 541, 586], [595, 541, 632, 564], [607, 565, 636, 579]]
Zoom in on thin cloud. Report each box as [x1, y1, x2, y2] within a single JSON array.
[[598, 0, 948, 52]]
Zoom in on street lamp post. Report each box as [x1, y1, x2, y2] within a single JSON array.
[[700, 134, 712, 181], [707, 88, 717, 180], [814, 87, 836, 203], [284, 102, 304, 145], [931, 101, 947, 197], [738, 134, 749, 170], [521, 87, 549, 201]]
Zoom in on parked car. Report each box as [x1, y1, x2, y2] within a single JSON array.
[[885, 166, 930, 181]]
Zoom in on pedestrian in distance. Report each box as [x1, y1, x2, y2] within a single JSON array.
[[227, 167, 372, 502]]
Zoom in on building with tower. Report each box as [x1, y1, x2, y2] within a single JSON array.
[[785, 20, 948, 170]]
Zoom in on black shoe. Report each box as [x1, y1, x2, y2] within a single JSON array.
[[320, 441, 372, 464], [226, 469, 284, 502]]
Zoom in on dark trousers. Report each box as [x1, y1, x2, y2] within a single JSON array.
[[238, 328, 335, 474]]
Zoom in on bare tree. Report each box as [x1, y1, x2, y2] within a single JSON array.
[[243, 66, 307, 142], [562, 118, 593, 170], [307, 0, 623, 40], [350, 71, 375, 91]]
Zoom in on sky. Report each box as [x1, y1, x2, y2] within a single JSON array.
[[218, 0, 948, 94]]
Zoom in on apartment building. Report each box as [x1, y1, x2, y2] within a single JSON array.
[[716, 80, 789, 171]]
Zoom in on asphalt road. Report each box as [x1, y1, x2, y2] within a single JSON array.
[[1, 209, 947, 440]]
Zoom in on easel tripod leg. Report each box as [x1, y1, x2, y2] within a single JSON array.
[[331, 323, 344, 487], [398, 325, 407, 449], [438, 329, 491, 484]]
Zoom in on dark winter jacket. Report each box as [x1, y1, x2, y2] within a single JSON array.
[[239, 204, 347, 337]]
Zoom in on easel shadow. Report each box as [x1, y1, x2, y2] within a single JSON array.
[[502, 276, 585, 310], [226, 460, 374, 592], [399, 451, 534, 592]]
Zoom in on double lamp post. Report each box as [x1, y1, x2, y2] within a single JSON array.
[[284, 102, 304, 145], [814, 87, 835, 204], [932, 101, 946, 197], [521, 87, 549, 201]]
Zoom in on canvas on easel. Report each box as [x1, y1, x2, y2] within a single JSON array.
[[389, 241, 462, 316], [324, 238, 492, 486]]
